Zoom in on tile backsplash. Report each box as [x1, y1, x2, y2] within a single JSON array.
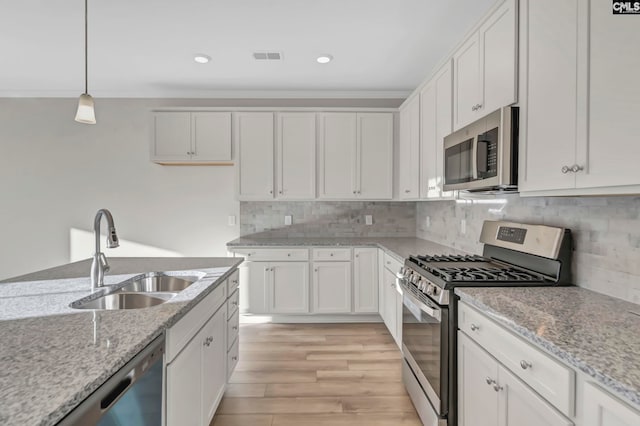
[[416, 195, 640, 303], [240, 201, 416, 238]]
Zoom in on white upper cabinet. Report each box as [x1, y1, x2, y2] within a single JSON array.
[[583, 382, 640, 426], [236, 112, 275, 200], [420, 61, 455, 200], [276, 113, 316, 199], [399, 95, 420, 200], [453, 0, 517, 130], [151, 112, 232, 164], [319, 113, 393, 200]]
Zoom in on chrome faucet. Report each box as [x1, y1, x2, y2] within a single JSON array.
[[90, 209, 120, 290]]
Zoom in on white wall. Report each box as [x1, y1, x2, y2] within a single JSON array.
[[0, 98, 243, 280]]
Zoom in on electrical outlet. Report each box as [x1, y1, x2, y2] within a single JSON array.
[[460, 219, 467, 235], [426, 216, 431, 228], [227, 215, 236, 226], [365, 215, 373, 225], [284, 215, 292, 226]]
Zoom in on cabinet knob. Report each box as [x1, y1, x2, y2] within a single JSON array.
[[279, 190, 283, 194], [485, 377, 495, 385], [186, 151, 191, 155], [314, 268, 318, 272], [355, 254, 359, 258], [353, 190, 357, 194], [493, 384, 503, 392], [520, 360, 532, 370], [470, 323, 480, 332], [232, 326, 238, 331], [561, 165, 571, 174], [232, 356, 238, 361], [390, 283, 395, 288], [269, 190, 273, 194], [204, 336, 213, 347], [232, 279, 238, 283], [404, 190, 410, 193], [571, 164, 584, 173], [330, 253, 334, 257], [287, 253, 291, 257], [232, 301, 238, 306]]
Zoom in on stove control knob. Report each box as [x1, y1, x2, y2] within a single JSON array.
[[411, 275, 419, 284], [426, 285, 435, 296]]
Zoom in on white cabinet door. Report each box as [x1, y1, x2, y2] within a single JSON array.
[[245, 262, 269, 314], [191, 112, 232, 161], [498, 365, 573, 426], [420, 61, 454, 200], [479, 0, 517, 117], [518, 0, 582, 192], [458, 332, 500, 426], [277, 112, 316, 199], [357, 113, 394, 199], [270, 262, 309, 313], [152, 112, 191, 161], [453, 34, 481, 130], [318, 113, 357, 198], [313, 261, 352, 313], [583, 382, 640, 426], [399, 96, 420, 200], [382, 267, 399, 346], [577, 0, 640, 189], [236, 112, 274, 200], [166, 326, 203, 426], [201, 307, 227, 425], [353, 248, 379, 313]]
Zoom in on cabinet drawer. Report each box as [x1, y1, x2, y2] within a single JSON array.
[[227, 310, 240, 349], [227, 269, 240, 294], [312, 248, 351, 261], [459, 302, 575, 417], [233, 248, 309, 261], [383, 251, 402, 272], [166, 282, 226, 363], [227, 288, 239, 319], [227, 338, 239, 381]]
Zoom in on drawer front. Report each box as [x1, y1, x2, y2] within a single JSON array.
[[227, 288, 239, 319], [233, 248, 309, 261], [166, 281, 226, 362], [459, 302, 575, 417], [312, 248, 352, 261], [227, 310, 240, 349], [227, 269, 240, 294], [227, 338, 239, 380], [383, 251, 402, 272]]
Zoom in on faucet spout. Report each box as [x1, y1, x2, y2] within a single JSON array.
[[91, 209, 119, 291]]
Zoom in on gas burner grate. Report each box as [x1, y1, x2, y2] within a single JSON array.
[[431, 266, 545, 282], [413, 254, 488, 263]]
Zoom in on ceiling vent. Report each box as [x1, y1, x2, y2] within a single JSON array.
[[253, 51, 282, 61]]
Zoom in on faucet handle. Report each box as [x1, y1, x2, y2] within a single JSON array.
[[99, 253, 110, 273]]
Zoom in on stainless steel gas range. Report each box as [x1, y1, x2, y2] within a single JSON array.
[[396, 220, 573, 426]]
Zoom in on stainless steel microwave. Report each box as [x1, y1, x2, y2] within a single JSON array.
[[443, 106, 518, 192]]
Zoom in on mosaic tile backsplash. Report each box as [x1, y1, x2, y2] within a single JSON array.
[[416, 195, 640, 304], [240, 201, 416, 238]]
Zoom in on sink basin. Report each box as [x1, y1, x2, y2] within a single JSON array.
[[71, 292, 170, 310], [118, 273, 200, 293]]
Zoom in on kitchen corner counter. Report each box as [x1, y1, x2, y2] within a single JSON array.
[[0, 257, 242, 426], [226, 236, 465, 262], [455, 286, 640, 409]]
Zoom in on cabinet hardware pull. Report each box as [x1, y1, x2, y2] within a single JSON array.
[[561, 165, 571, 174], [571, 164, 584, 173], [279, 190, 283, 194], [353, 190, 357, 194], [390, 283, 395, 288], [232, 356, 238, 361], [470, 323, 480, 332], [493, 384, 503, 392], [232, 301, 238, 306], [330, 253, 334, 256], [315, 269, 318, 272], [287, 253, 291, 257], [232, 326, 238, 331], [405, 190, 410, 193], [485, 377, 495, 385], [232, 279, 238, 283], [520, 360, 532, 370], [269, 190, 273, 194]]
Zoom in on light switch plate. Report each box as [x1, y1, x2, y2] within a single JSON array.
[[284, 215, 292, 226], [365, 215, 373, 225], [228, 215, 236, 226]]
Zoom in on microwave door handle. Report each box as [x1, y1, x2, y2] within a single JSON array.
[[472, 135, 478, 180]]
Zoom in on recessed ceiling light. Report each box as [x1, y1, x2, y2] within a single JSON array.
[[316, 54, 333, 64], [194, 54, 211, 64]]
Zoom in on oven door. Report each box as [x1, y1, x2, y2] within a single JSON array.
[[401, 290, 448, 416]]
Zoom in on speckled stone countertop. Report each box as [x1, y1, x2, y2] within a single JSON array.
[[456, 287, 640, 409], [0, 257, 242, 426], [227, 236, 464, 262]]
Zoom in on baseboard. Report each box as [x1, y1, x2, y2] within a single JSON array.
[[240, 314, 383, 324]]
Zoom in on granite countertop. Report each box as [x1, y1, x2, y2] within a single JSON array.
[[227, 236, 465, 262], [456, 286, 640, 409], [0, 257, 242, 426]]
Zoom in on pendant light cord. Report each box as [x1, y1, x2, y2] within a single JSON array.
[[84, 0, 88, 94]]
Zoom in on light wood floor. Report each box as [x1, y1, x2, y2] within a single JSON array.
[[210, 322, 422, 426]]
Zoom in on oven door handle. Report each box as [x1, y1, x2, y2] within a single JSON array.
[[403, 290, 442, 322]]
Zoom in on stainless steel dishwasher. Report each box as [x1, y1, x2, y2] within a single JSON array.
[[59, 335, 165, 426]]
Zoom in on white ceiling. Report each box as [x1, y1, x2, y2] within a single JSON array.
[[0, 0, 495, 98]]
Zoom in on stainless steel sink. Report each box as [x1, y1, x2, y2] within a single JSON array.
[[118, 273, 200, 293], [71, 292, 171, 310]]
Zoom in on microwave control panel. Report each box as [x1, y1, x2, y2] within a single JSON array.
[[477, 127, 499, 178]]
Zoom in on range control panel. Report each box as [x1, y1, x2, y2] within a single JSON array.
[[497, 226, 527, 244]]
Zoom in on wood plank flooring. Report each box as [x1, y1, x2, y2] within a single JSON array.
[[210, 322, 422, 426]]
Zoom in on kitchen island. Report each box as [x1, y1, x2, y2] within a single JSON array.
[[0, 257, 241, 426]]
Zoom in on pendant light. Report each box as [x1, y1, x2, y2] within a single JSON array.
[[75, 0, 96, 124]]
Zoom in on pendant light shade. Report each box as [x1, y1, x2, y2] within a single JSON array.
[[75, 0, 96, 124]]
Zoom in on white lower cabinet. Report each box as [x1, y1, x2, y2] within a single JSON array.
[[313, 261, 351, 313], [166, 305, 227, 426], [381, 264, 401, 348], [458, 332, 573, 426], [353, 248, 379, 313], [270, 262, 310, 313], [583, 382, 640, 426]]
